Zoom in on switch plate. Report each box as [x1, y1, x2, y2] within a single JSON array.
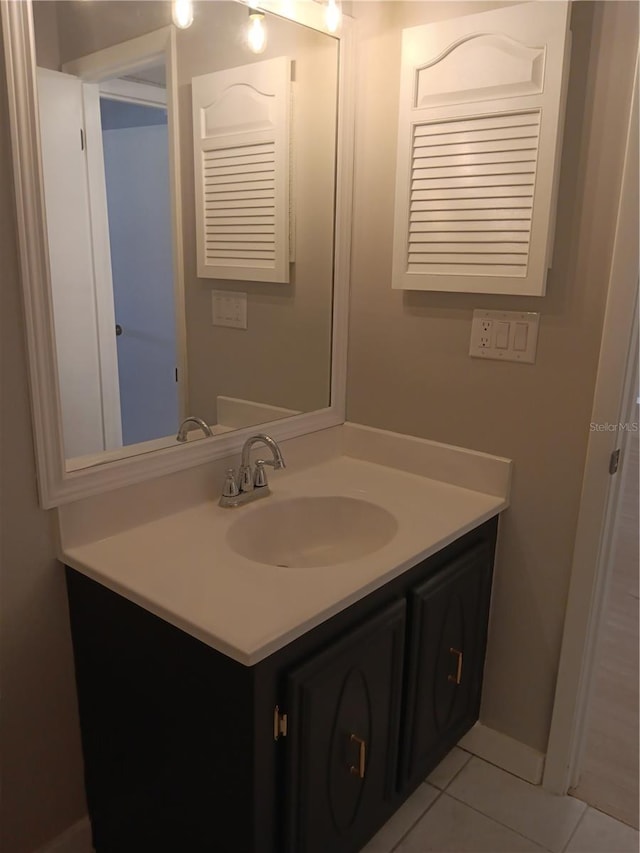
[[212, 291, 247, 329], [469, 310, 539, 363], [494, 321, 510, 349]]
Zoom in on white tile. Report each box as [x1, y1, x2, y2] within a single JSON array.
[[396, 793, 547, 852], [427, 747, 472, 790], [566, 807, 639, 853], [447, 757, 586, 852], [361, 784, 439, 853]]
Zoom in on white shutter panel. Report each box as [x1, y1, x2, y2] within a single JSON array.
[[192, 57, 291, 283], [392, 2, 571, 296]]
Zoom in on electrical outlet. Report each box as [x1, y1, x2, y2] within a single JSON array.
[[477, 318, 492, 348]]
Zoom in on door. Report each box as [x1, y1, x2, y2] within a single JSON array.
[[36, 67, 117, 458], [400, 542, 493, 789], [37, 67, 181, 455], [99, 95, 179, 445], [285, 600, 406, 853]]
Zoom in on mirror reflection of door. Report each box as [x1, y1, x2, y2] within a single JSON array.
[[36, 63, 179, 459], [99, 71, 179, 446]]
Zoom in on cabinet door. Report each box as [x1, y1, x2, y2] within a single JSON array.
[[401, 542, 492, 788], [285, 600, 406, 853]]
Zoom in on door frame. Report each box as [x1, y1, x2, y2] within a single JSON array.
[[543, 58, 639, 794], [81, 81, 123, 450], [63, 27, 189, 429]]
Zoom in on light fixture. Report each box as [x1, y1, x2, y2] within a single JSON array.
[[325, 0, 341, 33], [172, 0, 194, 29], [247, 8, 267, 54]]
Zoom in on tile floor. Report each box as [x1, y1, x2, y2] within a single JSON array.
[[362, 748, 640, 853]]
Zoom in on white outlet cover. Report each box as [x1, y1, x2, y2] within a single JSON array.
[[212, 291, 247, 329], [470, 309, 540, 364]]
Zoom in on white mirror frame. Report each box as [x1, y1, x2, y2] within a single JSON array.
[[1, 0, 354, 508]]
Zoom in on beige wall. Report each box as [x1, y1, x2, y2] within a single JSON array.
[[32, 0, 61, 70], [54, 0, 171, 60], [347, 0, 639, 753], [0, 40, 87, 853]]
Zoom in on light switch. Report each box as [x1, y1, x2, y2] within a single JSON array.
[[212, 291, 247, 329], [513, 322, 528, 351], [495, 322, 510, 349]]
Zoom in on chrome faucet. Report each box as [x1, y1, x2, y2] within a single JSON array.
[[219, 433, 285, 508], [176, 416, 213, 443]]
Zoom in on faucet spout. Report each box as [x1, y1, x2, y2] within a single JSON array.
[[240, 433, 286, 471], [176, 416, 213, 443]]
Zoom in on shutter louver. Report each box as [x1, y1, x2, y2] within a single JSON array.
[[193, 57, 290, 283], [408, 111, 540, 277], [392, 1, 571, 296], [203, 142, 276, 268]]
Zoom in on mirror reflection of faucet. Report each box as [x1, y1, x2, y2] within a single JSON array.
[[176, 416, 214, 443], [219, 434, 286, 508]]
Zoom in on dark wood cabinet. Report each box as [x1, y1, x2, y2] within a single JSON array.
[[66, 516, 498, 853], [285, 600, 406, 853], [400, 542, 493, 789]]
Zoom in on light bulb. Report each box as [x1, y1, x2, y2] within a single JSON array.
[[247, 10, 267, 54], [325, 0, 341, 33], [172, 0, 194, 29]]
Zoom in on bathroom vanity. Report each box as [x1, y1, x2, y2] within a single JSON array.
[[67, 519, 495, 853], [61, 438, 510, 853]]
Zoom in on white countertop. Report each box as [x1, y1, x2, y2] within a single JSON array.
[[62, 453, 508, 665]]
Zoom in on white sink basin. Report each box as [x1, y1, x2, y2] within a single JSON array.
[[226, 496, 398, 568]]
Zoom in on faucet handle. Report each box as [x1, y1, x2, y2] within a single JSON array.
[[253, 461, 268, 488], [221, 468, 240, 499]]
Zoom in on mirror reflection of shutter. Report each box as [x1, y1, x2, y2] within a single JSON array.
[[392, 1, 571, 296], [192, 56, 291, 283]]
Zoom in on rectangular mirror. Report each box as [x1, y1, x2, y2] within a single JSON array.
[[2, 0, 353, 506]]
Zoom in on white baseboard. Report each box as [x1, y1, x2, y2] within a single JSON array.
[[459, 722, 545, 784], [36, 817, 93, 853]]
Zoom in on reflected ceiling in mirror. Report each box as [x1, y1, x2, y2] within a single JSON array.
[[32, 1, 339, 471]]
